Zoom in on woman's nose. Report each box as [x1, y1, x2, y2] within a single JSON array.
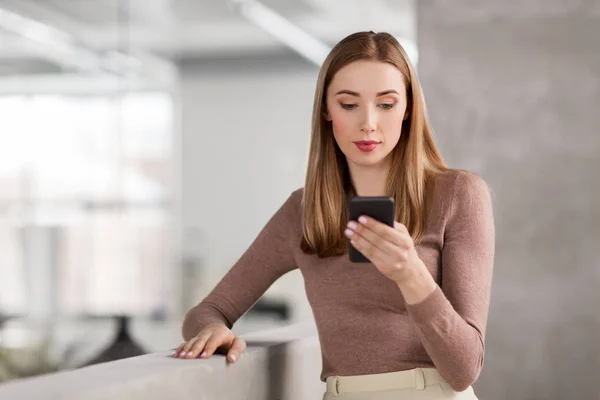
[[359, 109, 377, 133]]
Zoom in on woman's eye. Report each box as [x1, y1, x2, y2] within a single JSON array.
[[340, 103, 395, 110]]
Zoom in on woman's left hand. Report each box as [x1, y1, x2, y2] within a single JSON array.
[[345, 215, 423, 284]]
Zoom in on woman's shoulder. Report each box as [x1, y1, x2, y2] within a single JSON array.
[[278, 187, 304, 218], [290, 187, 304, 200], [433, 169, 493, 218], [433, 169, 490, 198], [265, 187, 304, 236], [287, 187, 304, 209]]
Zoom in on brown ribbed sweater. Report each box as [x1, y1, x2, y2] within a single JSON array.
[[182, 170, 495, 391]]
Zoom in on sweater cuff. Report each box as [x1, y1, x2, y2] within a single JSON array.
[[406, 285, 453, 324]]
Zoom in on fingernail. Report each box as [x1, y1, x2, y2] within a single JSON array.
[[344, 229, 354, 237], [347, 221, 357, 230], [201, 351, 207, 358], [229, 354, 236, 362], [358, 216, 367, 224]]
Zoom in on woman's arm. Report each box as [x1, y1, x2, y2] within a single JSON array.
[[182, 189, 301, 340], [405, 172, 495, 391]]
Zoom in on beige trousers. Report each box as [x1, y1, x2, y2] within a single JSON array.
[[322, 368, 479, 400]]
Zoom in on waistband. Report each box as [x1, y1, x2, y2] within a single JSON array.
[[325, 368, 446, 395]]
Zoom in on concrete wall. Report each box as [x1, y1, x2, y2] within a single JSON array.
[[417, 1, 600, 399], [0, 321, 325, 400]]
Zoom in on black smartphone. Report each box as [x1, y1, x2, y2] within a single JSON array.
[[348, 196, 395, 263]]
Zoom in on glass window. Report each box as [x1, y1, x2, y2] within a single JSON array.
[[0, 92, 174, 317]]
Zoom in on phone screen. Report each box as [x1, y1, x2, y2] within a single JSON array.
[[348, 196, 395, 263]]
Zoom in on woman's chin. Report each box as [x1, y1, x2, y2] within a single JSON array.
[[347, 153, 390, 168]]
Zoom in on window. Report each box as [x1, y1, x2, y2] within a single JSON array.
[[0, 92, 174, 317]]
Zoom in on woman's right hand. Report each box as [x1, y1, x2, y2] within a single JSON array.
[[173, 323, 246, 363]]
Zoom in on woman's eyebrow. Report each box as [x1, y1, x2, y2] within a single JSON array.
[[335, 89, 399, 96]]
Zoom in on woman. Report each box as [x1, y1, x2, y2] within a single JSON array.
[[175, 31, 494, 399]]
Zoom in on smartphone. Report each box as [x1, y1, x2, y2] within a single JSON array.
[[349, 196, 395, 263]]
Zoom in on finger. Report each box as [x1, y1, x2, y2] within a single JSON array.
[[181, 330, 211, 358], [183, 337, 208, 359], [347, 221, 396, 256], [357, 216, 413, 250], [202, 334, 230, 358], [180, 337, 199, 356], [349, 232, 388, 264], [393, 221, 408, 233], [348, 218, 411, 260], [226, 336, 246, 363], [350, 236, 390, 266], [187, 335, 213, 359], [357, 215, 402, 243], [173, 343, 185, 357]]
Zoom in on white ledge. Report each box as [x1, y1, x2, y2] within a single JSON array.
[[0, 320, 325, 400]]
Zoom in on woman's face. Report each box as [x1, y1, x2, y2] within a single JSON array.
[[325, 60, 407, 169]]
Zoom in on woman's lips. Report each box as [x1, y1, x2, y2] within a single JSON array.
[[354, 140, 380, 152]]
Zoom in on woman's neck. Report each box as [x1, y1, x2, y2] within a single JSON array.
[[347, 159, 391, 197]]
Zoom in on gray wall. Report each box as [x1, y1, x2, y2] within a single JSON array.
[[178, 53, 317, 323], [417, 1, 600, 399]]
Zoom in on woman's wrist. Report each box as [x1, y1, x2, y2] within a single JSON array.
[[396, 260, 438, 305]]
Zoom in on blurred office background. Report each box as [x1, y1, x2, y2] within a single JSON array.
[[0, 0, 598, 399]]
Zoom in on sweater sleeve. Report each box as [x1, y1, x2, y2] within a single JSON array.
[[181, 190, 301, 340], [406, 172, 495, 391]]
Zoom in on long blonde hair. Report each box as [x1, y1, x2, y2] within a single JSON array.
[[301, 31, 448, 258]]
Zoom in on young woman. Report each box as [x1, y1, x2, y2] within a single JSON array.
[[175, 31, 494, 399]]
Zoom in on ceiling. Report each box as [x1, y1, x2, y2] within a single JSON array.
[[0, 0, 415, 93]]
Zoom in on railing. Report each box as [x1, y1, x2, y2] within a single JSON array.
[[0, 321, 325, 400]]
